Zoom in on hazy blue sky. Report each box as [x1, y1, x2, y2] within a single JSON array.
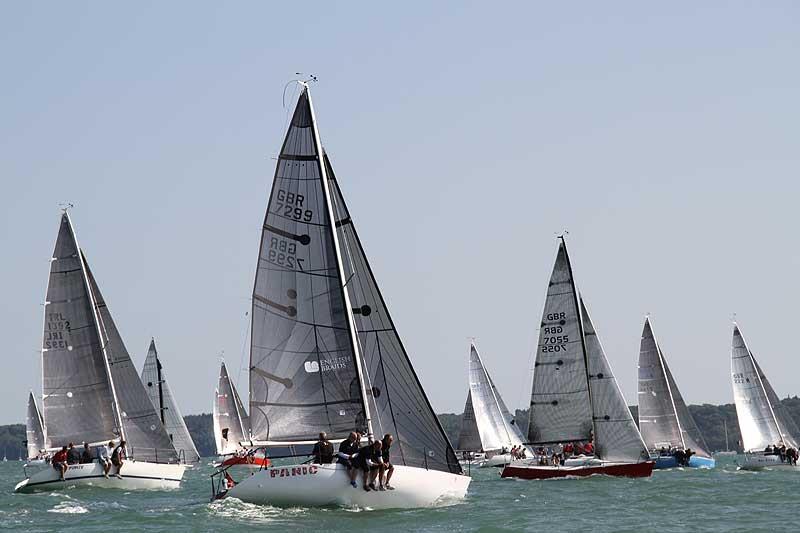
[[1, 2, 798, 425]]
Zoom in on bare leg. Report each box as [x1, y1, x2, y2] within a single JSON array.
[[362, 469, 369, 490], [386, 465, 394, 486], [60, 464, 67, 481], [378, 465, 385, 488]]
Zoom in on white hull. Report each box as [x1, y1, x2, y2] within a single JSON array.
[[223, 462, 470, 509], [739, 453, 800, 471], [14, 460, 186, 493], [479, 453, 513, 468]]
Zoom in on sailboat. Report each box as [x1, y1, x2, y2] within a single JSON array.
[[211, 83, 469, 508], [731, 324, 800, 470], [637, 317, 715, 468], [15, 212, 186, 493], [140, 339, 200, 463], [25, 392, 47, 465], [716, 420, 737, 456], [212, 361, 268, 469], [455, 343, 528, 468], [502, 238, 654, 480]]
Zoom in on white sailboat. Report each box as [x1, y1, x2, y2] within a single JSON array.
[[212, 83, 469, 508], [25, 391, 47, 464], [15, 212, 185, 493], [502, 238, 654, 480], [731, 324, 800, 470], [212, 361, 268, 469], [140, 339, 200, 463], [637, 317, 715, 468], [456, 343, 528, 468]]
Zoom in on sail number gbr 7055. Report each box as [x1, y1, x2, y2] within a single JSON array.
[[541, 312, 569, 353]]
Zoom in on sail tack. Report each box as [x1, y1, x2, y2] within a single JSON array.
[[215, 362, 250, 454], [638, 318, 710, 456], [41, 214, 119, 446], [527, 241, 593, 445], [26, 393, 46, 459], [581, 300, 648, 463], [141, 339, 200, 462]]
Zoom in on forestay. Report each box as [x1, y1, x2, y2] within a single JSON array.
[[456, 392, 482, 452], [468, 344, 525, 452], [731, 325, 784, 452], [527, 240, 593, 445], [581, 299, 648, 463], [215, 362, 250, 454], [249, 90, 364, 443], [141, 339, 200, 462], [328, 153, 462, 474], [41, 214, 119, 446], [84, 258, 177, 463], [26, 392, 46, 459]]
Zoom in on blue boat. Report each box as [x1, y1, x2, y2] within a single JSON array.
[[638, 318, 715, 470]]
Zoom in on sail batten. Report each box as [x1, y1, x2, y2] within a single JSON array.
[[140, 340, 200, 463]]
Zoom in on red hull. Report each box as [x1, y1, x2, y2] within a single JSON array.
[[221, 456, 271, 468], [501, 461, 654, 480]]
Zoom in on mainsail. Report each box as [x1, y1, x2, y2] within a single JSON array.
[[141, 339, 200, 462], [465, 343, 525, 452], [41, 213, 119, 446], [249, 85, 461, 474], [84, 257, 177, 463], [456, 392, 482, 451], [527, 240, 593, 445], [26, 392, 46, 459], [638, 318, 710, 456], [215, 362, 249, 454], [731, 325, 785, 452], [581, 299, 648, 463]]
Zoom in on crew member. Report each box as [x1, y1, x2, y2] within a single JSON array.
[[312, 432, 334, 464], [337, 432, 360, 487]]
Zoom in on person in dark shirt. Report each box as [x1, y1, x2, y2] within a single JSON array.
[[380, 434, 395, 490], [66, 443, 81, 465], [337, 432, 360, 488], [80, 442, 93, 464], [312, 432, 334, 464], [358, 440, 383, 492], [52, 446, 69, 480], [111, 440, 127, 479]]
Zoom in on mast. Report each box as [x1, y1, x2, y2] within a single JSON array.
[[737, 323, 785, 448], [650, 318, 686, 450], [65, 211, 126, 442], [153, 340, 166, 424], [559, 236, 597, 445], [724, 420, 729, 451], [304, 84, 374, 439]]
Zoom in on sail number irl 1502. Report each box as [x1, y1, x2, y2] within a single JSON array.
[[274, 189, 313, 222]]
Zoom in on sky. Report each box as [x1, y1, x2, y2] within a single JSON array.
[[0, 2, 798, 425]]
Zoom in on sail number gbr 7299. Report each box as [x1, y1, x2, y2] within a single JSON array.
[[542, 312, 569, 353]]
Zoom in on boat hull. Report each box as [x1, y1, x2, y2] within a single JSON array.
[[739, 453, 800, 471], [479, 453, 513, 468], [653, 455, 716, 469], [222, 462, 470, 509], [501, 460, 654, 480], [14, 460, 186, 493]]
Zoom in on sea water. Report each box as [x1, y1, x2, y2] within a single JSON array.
[[0, 456, 794, 532]]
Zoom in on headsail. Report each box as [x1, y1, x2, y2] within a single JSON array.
[[249, 88, 365, 443], [527, 240, 593, 445], [84, 256, 177, 463], [456, 392, 482, 451], [141, 339, 200, 462], [327, 153, 462, 474], [26, 392, 46, 459], [216, 362, 249, 454], [41, 213, 119, 446], [581, 299, 648, 462], [731, 325, 784, 451], [467, 344, 526, 452], [754, 358, 800, 449]]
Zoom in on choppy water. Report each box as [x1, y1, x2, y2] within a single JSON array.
[[0, 456, 795, 532]]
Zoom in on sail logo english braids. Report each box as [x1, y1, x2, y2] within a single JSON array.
[[304, 357, 350, 373]]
